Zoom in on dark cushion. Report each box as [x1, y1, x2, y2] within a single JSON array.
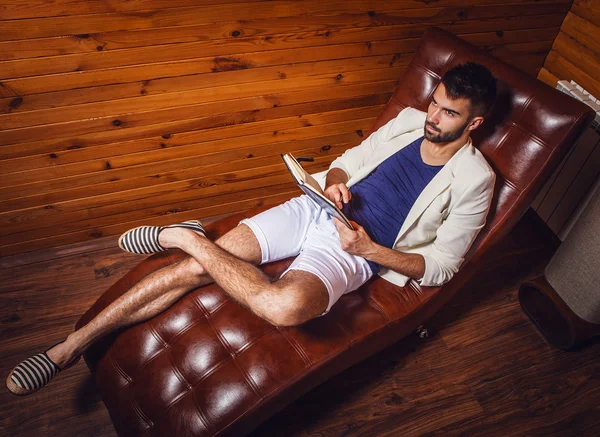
[[76, 27, 594, 437]]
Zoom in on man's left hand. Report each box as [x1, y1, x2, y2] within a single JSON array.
[[333, 217, 375, 258]]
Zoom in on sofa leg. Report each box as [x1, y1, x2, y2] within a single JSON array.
[[416, 325, 429, 339]]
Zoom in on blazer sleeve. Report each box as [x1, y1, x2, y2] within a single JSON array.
[[418, 169, 496, 286], [328, 107, 411, 179]]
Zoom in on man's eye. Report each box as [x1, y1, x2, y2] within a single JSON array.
[[446, 110, 454, 116]]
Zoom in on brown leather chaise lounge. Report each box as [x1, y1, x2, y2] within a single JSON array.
[[76, 27, 595, 436]]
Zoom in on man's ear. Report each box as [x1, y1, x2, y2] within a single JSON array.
[[467, 116, 484, 131]]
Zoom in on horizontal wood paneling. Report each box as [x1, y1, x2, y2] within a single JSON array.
[[0, 16, 564, 80], [0, 3, 570, 58], [0, 27, 557, 99], [0, 0, 569, 256], [537, 1, 600, 96], [571, 0, 600, 27], [0, 0, 571, 36]]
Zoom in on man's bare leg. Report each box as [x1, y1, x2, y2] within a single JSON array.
[[44, 224, 263, 369], [158, 227, 329, 327]]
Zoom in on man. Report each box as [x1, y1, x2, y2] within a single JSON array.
[[7, 62, 496, 396]]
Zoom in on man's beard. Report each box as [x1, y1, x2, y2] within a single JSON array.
[[424, 119, 470, 143]]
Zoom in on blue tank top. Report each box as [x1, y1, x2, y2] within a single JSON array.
[[341, 136, 444, 274]]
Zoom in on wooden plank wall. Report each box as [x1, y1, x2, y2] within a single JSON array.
[[0, 0, 571, 257], [538, 0, 600, 97]]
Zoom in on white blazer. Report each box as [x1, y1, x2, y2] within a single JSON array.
[[312, 107, 496, 287]]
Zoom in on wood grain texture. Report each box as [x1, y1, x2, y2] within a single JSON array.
[[571, 0, 600, 28], [537, 7, 600, 98], [0, 4, 569, 63], [0, 0, 569, 256], [1, 209, 598, 436], [0, 0, 573, 21]]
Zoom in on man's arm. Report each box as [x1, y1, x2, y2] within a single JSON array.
[[332, 219, 426, 281], [364, 244, 425, 280]]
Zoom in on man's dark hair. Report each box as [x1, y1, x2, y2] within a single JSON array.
[[441, 62, 497, 117]]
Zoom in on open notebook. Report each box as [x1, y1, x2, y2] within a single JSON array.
[[281, 153, 354, 230]]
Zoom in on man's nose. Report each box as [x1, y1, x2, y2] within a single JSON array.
[[428, 108, 441, 124]]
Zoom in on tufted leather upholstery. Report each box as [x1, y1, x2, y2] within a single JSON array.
[[76, 28, 594, 436]]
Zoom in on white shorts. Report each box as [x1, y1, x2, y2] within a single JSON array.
[[239, 195, 373, 314]]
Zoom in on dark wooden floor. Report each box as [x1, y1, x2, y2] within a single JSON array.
[[1, 209, 599, 437]]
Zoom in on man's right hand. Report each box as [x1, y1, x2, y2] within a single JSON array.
[[324, 183, 351, 209]]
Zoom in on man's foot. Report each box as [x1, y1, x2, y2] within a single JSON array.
[[118, 220, 205, 254], [157, 225, 206, 251], [6, 342, 80, 396]]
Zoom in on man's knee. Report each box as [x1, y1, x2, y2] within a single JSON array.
[[254, 281, 329, 327], [261, 304, 311, 327]]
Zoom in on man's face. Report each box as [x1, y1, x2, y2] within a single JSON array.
[[424, 83, 476, 143]]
